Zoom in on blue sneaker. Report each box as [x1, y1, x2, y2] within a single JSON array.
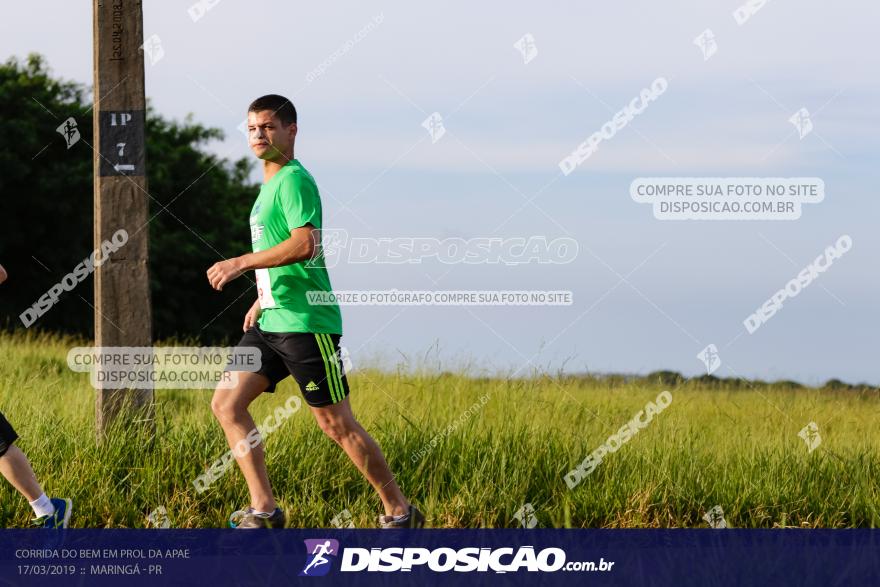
[[32, 498, 72, 529]]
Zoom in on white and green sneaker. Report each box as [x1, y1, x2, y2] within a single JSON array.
[[378, 505, 425, 529], [229, 507, 286, 529]]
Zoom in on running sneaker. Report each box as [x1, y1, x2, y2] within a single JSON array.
[[32, 498, 72, 529], [378, 505, 425, 529], [229, 507, 286, 529]]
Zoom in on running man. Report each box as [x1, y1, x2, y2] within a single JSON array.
[[302, 540, 334, 575], [0, 264, 72, 528], [206, 95, 423, 529]]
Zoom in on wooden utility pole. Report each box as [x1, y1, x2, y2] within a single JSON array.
[[92, 0, 153, 436]]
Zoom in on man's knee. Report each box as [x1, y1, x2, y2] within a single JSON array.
[[211, 389, 243, 424], [316, 414, 355, 444], [211, 373, 266, 423], [210, 393, 227, 422]]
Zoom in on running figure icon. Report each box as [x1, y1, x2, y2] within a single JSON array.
[[301, 540, 336, 576]]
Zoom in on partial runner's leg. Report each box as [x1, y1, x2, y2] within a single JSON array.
[[0, 412, 62, 523], [0, 444, 43, 502], [310, 397, 409, 517], [211, 371, 276, 512]]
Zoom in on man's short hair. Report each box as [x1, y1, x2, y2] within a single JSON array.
[[248, 94, 297, 125]]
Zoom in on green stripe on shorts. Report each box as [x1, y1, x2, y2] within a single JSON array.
[[321, 333, 345, 403], [315, 333, 341, 403]]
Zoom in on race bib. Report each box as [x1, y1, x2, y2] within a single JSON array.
[[250, 222, 264, 244], [255, 268, 276, 309]]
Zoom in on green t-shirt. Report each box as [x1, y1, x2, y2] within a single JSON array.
[[249, 159, 342, 334]]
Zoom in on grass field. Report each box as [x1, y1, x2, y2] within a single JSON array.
[[1, 330, 878, 528]]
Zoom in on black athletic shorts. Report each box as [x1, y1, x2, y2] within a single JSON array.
[[0, 411, 18, 457], [231, 325, 350, 408]]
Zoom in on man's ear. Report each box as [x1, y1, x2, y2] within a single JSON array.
[[289, 122, 298, 141]]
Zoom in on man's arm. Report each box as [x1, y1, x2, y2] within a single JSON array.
[[239, 224, 317, 271], [206, 225, 318, 291]]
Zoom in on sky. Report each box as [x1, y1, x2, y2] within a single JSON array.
[[2, 1, 877, 385]]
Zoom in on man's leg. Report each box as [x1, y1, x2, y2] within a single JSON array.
[[211, 371, 277, 512], [0, 411, 66, 525], [0, 444, 43, 502], [310, 397, 409, 517]]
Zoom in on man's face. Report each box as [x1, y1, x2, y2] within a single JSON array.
[[247, 109, 296, 162]]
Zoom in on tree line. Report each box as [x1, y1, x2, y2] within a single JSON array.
[[0, 54, 257, 343]]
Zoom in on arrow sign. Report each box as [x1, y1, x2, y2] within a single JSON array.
[[98, 110, 145, 176]]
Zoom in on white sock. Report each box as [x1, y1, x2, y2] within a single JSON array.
[[29, 494, 55, 518]]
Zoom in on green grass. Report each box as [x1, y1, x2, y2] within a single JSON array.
[[0, 330, 878, 528]]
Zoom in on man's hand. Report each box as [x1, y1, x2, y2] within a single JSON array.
[[206, 257, 245, 291], [243, 298, 262, 332]]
